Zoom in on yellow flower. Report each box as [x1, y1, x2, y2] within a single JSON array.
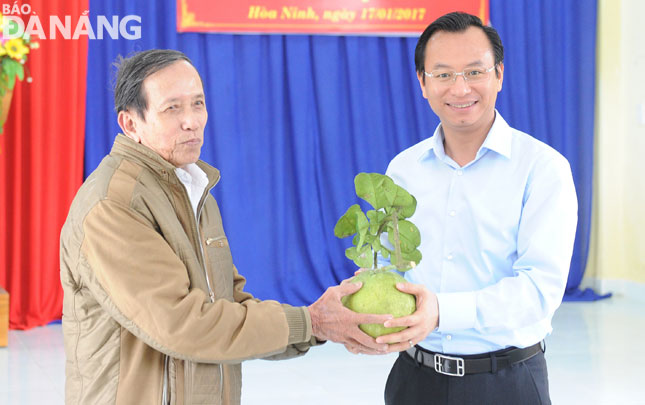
[[0, 46, 6, 57], [5, 38, 29, 60]]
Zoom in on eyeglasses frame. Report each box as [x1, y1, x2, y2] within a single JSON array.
[[423, 64, 498, 84]]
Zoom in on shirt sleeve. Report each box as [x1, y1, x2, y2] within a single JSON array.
[[437, 154, 578, 333]]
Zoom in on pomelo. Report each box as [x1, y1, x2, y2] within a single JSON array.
[[342, 270, 416, 338]]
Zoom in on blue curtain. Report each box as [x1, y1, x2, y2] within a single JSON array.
[[85, 0, 597, 305]]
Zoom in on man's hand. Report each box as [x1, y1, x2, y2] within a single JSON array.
[[308, 282, 392, 354], [375, 282, 439, 353]]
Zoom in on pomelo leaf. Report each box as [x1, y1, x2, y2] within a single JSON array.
[[390, 184, 415, 210], [366, 209, 387, 234], [401, 249, 422, 266], [347, 244, 373, 268], [334, 204, 367, 239], [355, 173, 410, 209], [399, 195, 417, 218], [388, 220, 420, 253], [355, 173, 391, 210]]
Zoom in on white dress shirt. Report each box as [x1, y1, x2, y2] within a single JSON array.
[[175, 163, 209, 218], [385, 112, 578, 355]]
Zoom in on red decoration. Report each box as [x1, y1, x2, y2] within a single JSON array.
[[0, 0, 88, 329]]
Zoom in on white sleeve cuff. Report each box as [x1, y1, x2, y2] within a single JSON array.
[[436, 292, 477, 331]]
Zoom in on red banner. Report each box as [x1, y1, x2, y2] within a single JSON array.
[[177, 0, 489, 35]]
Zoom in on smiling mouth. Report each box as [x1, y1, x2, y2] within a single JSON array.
[[448, 101, 477, 109]]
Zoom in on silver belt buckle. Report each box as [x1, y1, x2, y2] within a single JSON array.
[[433, 353, 465, 377]]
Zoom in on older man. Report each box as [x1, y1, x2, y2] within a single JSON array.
[[60, 49, 391, 405]]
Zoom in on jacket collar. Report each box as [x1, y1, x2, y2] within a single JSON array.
[[111, 134, 221, 188]]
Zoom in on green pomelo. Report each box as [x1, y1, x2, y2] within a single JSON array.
[[342, 270, 416, 338]]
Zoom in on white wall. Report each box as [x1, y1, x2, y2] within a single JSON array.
[[585, 0, 645, 293]]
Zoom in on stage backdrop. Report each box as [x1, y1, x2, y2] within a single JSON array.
[[83, 0, 596, 310]]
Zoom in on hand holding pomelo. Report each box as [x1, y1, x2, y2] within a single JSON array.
[[342, 270, 416, 338]]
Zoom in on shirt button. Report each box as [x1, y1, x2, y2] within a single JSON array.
[[449, 210, 456, 217], [456, 170, 463, 176], [446, 334, 452, 341]]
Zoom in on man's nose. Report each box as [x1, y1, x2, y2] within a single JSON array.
[[181, 110, 201, 131], [449, 75, 472, 96]]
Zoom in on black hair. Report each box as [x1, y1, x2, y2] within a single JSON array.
[[414, 12, 504, 80], [113, 49, 198, 120]]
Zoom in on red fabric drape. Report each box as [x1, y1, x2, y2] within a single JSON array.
[[0, 0, 88, 329]]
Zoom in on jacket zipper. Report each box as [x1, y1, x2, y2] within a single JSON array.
[[161, 355, 169, 405], [195, 189, 216, 303], [177, 174, 222, 402], [193, 182, 224, 401]]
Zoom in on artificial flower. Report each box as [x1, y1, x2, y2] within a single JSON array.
[[5, 38, 29, 60]]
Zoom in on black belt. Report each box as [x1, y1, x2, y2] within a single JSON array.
[[404, 342, 543, 377]]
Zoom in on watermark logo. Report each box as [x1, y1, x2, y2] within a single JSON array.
[[1, 3, 142, 40]]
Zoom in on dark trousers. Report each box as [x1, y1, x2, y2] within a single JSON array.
[[384, 349, 551, 405]]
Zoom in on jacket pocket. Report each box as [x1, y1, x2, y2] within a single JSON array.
[[184, 360, 223, 404], [204, 236, 234, 299]]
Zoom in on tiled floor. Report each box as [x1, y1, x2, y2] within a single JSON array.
[[1, 294, 644, 404]]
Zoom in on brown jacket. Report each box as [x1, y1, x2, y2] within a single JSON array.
[[60, 135, 316, 404]]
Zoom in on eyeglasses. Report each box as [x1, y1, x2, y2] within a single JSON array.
[[424, 65, 497, 84]]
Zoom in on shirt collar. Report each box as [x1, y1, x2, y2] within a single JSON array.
[[175, 163, 209, 188], [480, 111, 512, 159], [417, 110, 512, 162]]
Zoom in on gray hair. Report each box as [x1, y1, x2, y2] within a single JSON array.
[[113, 49, 200, 120]]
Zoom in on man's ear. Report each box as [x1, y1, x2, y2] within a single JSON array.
[[118, 110, 140, 142], [496, 62, 504, 92], [416, 71, 428, 99]]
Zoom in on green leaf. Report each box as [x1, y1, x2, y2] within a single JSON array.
[[1, 59, 24, 90], [345, 246, 359, 260], [334, 204, 365, 239], [388, 220, 421, 253], [340, 172, 423, 270], [390, 184, 415, 210], [354, 173, 401, 210], [355, 244, 374, 268], [366, 209, 386, 235], [346, 244, 373, 268], [359, 234, 375, 260], [355, 173, 388, 209], [354, 212, 369, 249], [400, 195, 417, 218], [16, 64, 24, 81], [389, 248, 403, 270], [401, 249, 422, 266], [370, 235, 382, 253], [355, 172, 416, 213]]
